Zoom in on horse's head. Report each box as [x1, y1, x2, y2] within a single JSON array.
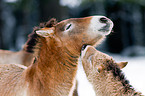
[[36, 16, 113, 55]]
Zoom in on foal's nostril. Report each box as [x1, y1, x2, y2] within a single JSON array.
[[100, 17, 108, 23]]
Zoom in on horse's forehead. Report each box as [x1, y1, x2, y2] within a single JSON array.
[[56, 17, 91, 25]]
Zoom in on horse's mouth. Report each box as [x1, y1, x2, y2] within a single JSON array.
[[98, 23, 110, 32], [81, 44, 88, 51]]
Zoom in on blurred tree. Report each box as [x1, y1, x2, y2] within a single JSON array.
[[11, 0, 39, 50], [0, 0, 39, 50], [0, 0, 145, 55], [0, 0, 3, 49], [68, 0, 145, 54], [104, 0, 145, 54], [39, 0, 68, 22], [69, 0, 105, 18], [140, 5, 145, 46], [142, 7, 145, 46], [0, 1, 15, 50], [105, 1, 127, 53], [0, 0, 69, 50]]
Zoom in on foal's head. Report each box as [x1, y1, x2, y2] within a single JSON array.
[[81, 45, 127, 74]]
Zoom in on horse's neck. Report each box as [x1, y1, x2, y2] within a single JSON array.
[[24, 39, 79, 96]]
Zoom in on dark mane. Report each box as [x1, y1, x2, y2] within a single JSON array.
[[25, 18, 57, 53], [106, 59, 134, 93]]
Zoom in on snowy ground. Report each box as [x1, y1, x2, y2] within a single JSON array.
[[114, 55, 145, 95], [77, 54, 145, 96]]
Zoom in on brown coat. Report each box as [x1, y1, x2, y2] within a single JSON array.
[[0, 49, 33, 66], [0, 16, 113, 96]]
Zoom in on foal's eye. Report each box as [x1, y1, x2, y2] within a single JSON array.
[[65, 24, 72, 31]]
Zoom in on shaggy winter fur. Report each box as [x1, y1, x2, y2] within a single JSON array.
[[0, 16, 113, 96], [81, 45, 143, 96]]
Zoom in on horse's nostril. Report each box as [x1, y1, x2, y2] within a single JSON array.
[[100, 17, 108, 23]]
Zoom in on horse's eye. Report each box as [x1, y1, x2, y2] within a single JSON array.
[[65, 24, 72, 30]]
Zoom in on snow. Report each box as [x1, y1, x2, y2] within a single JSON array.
[[77, 58, 96, 96], [77, 55, 145, 96], [113, 55, 145, 95]]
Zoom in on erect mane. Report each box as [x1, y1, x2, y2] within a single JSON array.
[[106, 59, 134, 93], [25, 18, 57, 53]]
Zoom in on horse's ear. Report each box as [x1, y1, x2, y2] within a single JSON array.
[[117, 62, 128, 69], [36, 28, 54, 37]]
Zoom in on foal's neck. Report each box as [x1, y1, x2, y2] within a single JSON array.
[[94, 61, 142, 96]]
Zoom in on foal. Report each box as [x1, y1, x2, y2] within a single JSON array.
[[81, 45, 143, 96]]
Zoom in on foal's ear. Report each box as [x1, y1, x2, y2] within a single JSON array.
[[97, 64, 105, 73], [36, 28, 54, 37], [117, 62, 128, 69]]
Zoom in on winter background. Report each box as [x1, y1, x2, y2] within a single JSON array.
[[0, 0, 145, 95]]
